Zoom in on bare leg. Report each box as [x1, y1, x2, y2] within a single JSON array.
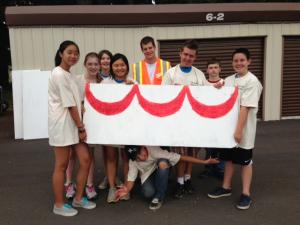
[[74, 143, 91, 202], [106, 146, 117, 188], [176, 161, 186, 179], [121, 148, 129, 184], [87, 147, 95, 186], [102, 146, 107, 177], [53, 146, 71, 207], [241, 164, 252, 196], [186, 162, 193, 177], [223, 161, 234, 189], [65, 149, 76, 184]]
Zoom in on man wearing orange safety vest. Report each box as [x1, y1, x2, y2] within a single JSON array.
[[132, 36, 171, 85]]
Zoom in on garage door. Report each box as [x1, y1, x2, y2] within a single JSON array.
[[282, 36, 300, 118], [159, 37, 265, 119]]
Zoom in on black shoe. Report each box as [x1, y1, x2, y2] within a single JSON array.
[[184, 179, 195, 194], [236, 194, 252, 210], [174, 183, 185, 199], [149, 198, 162, 211], [207, 187, 232, 199]]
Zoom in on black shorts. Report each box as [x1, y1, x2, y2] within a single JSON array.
[[219, 147, 253, 166]]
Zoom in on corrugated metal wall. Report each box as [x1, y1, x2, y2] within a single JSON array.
[[159, 37, 264, 118], [282, 36, 300, 117], [8, 23, 300, 120]]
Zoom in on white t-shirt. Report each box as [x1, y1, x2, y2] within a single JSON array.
[[48, 66, 82, 147], [225, 71, 263, 149], [127, 146, 181, 184], [162, 64, 207, 86], [146, 62, 156, 80]]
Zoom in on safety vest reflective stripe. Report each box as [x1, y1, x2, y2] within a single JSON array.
[[132, 59, 170, 85]]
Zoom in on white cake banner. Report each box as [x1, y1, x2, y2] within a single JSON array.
[[84, 84, 239, 148]]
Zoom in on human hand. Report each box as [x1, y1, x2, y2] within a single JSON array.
[[234, 129, 242, 143], [204, 157, 220, 164], [115, 186, 129, 202], [155, 73, 163, 79], [125, 79, 135, 85], [79, 130, 87, 142]]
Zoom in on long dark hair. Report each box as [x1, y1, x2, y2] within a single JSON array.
[[110, 53, 129, 79], [54, 40, 80, 66]]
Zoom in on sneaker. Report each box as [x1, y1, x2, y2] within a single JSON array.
[[149, 198, 162, 211], [107, 187, 117, 203], [174, 183, 185, 199], [98, 177, 108, 190], [236, 194, 252, 210], [207, 187, 232, 199], [72, 197, 96, 209], [85, 184, 97, 200], [65, 183, 76, 199], [53, 204, 78, 217], [120, 192, 130, 201], [184, 179, 195, 194]]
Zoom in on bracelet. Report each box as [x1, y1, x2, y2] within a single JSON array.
[[78, 127, 85, 133]]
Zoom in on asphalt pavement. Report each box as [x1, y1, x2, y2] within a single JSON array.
[[0, 111, 299, 225]]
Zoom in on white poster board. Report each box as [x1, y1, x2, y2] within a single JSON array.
[[22, 70, 50, 140], [84, 84, 239, 148], [12, 70, 24, 139], [12, 70, 50, 140]]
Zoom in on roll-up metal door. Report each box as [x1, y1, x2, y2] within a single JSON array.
[[282, 36, 300, 118], [159, 37, 265, 119]]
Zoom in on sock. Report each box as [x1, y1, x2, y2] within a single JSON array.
[[177, 177, 184, 185], [184, 174, 191, 181], [64, 181, 71, 186]]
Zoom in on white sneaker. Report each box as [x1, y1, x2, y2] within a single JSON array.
[[149, 198, 162, 211], [85, 185, 97, 199], [72, 197, 96, 210], [98, 177, 108, 190], [107, 187, 117, 203], [120, 192, 130, 201], [53, 204, 78, 217]]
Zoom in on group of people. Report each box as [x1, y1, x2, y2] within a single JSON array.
[[48, 36, 262, 217]]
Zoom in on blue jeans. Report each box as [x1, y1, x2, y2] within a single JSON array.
[[141, 159, 170, 201]]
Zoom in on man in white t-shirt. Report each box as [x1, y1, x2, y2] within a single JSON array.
[[115, 146, 219, 211], [162, 40, 208, 199], [207, 48, 263, 210]]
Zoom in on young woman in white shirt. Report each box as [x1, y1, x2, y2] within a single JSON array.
[[101, 53, 134, 202], [49, 41, 96, 217], [64, 52, 101, 200]]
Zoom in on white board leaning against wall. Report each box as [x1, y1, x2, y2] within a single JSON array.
[[84, 84, 239, 148], [12, 70, 50, 140]]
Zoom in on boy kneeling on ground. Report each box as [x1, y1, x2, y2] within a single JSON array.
[[115, 146, 219, 211]]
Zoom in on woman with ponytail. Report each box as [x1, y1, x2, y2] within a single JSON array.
[[49, 40, 96, 217]]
